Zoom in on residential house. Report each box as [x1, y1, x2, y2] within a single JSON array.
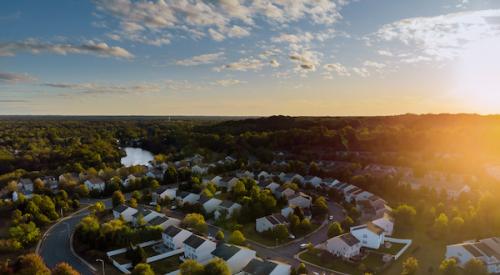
[[256, 213, 289, 233], [236, 170, 255, 179], [258, 181, 280, 193], [372, 213, 395, 236], [84, 177, 105, 192], [146, 168, 164, 179], [350, 222, 385, 249], [344, 186, 362, 202], [326, 233, 362, 258], [123, 174, 137, 188], [279, 173, 304, 184], [224, 156, 237, 164], [322, 178, 340, 189], [357, 195, 391, 221], [257, 171, 271, 180], [162, 225, 192, 250], [354, 190, 374, 202], [58, 173, 80, 184], [199, 196, 222, 214], [18, 178, 34, 198], [153, 186, 177, 203], [287, 192, 312, 209], [274, 186, 295, 199], [445, 237, 500, 274], [186, 154, 204, 165], [113, 204, 138, 222], [132, 208, 163, 225], [176, 191, 200, 206], [41, 176, 59, 190], [148, 216, 180, 230], [304, 176, 322, 188], [238, 258, 291, 275], [212, 244, 256, 273], [226, 177, 241, 191], [192, 165, 209, 175], [214, 200, 242, 220], [183, 234, 216, 262]]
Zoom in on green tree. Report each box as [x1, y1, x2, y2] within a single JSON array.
[[439, 258, 458, 275], [52, 262, 80, 275], [312, 196, 329, 216], [112, 190, 125, 207], [401, 256, 419, 275], [215, 230, 225, 241], [179, 259, 204, 275], [131, 263, 155, 275], [17, 253, 50, 275], [394, 204, 417, 230], [296, 263, 308, 274], [463, 258, 488, 275], [341, 216, 354, 230], [182, 213, 208, 234], [9, 222, 41, 247], [273, 224, 289, 241], [130, 198, 138, 208], [433, 213, 449, 237], [232, 181, 246, 198], [229, 230, 246, 245], [204, 258, 230, 275], [328, 222, 343, 238]]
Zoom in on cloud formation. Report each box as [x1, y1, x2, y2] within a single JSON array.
[[176, 52, 224, 66], [93, 0, 346, 44], [0, 71, 37, 84], [212, 79, 246, 87], [0, 40, 134, 58], [43, 82, 159, 94], [372, 9, 500, 62]]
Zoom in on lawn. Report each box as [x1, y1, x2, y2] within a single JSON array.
[[241, 222, 321, 247], [148, 255, 182, 274], [382, 221, 447, 275], [300, 248, 389, 274], [369, 241, 407, 255]]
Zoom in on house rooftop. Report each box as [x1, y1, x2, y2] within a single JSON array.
[[351, 222, 384, 236], [163, 225, 184, 237], [220, 200, 237, 209], [242, 258, 277, 275], [211, 244, 240, 261], [184, 234, 209, 249], [265, 213, 288, 225], [149, 216, 169, 226], [339, 233, 360, 246], [114, 204, 132, 213]]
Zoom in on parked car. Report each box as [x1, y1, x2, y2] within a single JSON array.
[[328, 215, 334, 221], [289, 234, 296, 239], [299, 243, 308, 249]]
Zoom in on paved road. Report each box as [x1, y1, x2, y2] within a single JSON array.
[[38, 210, 95, 275], [38, 198, 114, 275]]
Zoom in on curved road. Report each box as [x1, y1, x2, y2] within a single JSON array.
[[38, 210, 95, 275]]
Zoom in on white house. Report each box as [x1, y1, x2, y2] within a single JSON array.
[[146, 168, 164, 179], [274, 186, 295, 199], [41, 176, 59, 190], [287, 192, 312, 209], [18, 178, 34, 198], [239, 258, 291, 275], [226, 177, 241, 191], [153, 186, 177, 203], [354, 190, 374, 202], [236, 170, 255, 179], [304, 176, 322, 187], [372, 213, 395, 236], [256, 213, 288, 233], [162, 225, 192, 250], [176, 191, 200, 206], [199, 196, 223, 214], [214, 200, 242, 220], [133, 208, 163, 225], [279, 173, 304, 184], [212, 244, 256, 273], [257, 171, 271, 180], [350, 222, 385, 249], [326, 233, 362, 258], [224, 156, 237, 164], [84, 178, 105, 192], [344, 186, 362, 202], [148, 216, 180, 229], [123, 174, 137, 187], [322, 178, 341, 188], [183, 234, 216, 262], [113, 205, 138, 222], [209, 175, 223, 185], [445, 237, 500, 274], [192, 165, 209, 175]]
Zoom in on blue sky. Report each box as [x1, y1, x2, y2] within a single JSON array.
[[1, 0, 500, 115]]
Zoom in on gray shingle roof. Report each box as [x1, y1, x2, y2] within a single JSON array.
[[242, 259, 277, 275], [211, 244, 240, 261], [163, 225, 182, 237], [184, 234, 207, 249]]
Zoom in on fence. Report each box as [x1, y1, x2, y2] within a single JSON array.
[[385, 237, 412, 260]]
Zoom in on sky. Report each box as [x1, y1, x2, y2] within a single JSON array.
[[1, 0, 500, 116]]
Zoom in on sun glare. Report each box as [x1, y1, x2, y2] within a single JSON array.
[[454, 37, 500, 113]]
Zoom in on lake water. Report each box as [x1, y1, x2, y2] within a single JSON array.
[[121, 147, 154, 167]]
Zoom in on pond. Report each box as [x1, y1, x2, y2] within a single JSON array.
[[120, 147, 154, 167]]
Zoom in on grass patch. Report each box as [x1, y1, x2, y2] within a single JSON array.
[[369, 241, 406, 255], [149, 255, 182, 274], [241, 223, 285, 246], [299, 248, 361, 274]]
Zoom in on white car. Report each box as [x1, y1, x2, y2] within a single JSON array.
[[288, 234, 296, 239], [170, 205, 177, 210], [299, 243, 309, 249], [328, 215, 334, 221]]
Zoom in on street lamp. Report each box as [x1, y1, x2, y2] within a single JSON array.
[[96, 259, 105, 275]]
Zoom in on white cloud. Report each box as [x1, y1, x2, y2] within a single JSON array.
[[377, 50, 393, 57], [93, 0, 347, 43], [270, 59, 280, 67], [363, 60, 386, 70], [208, 28, 225, 41], [352, 67, 370, 77], [176, 52, 224, 66], [372, 9, 500, 62], [212, 79, 246, 87], [43, 82, 159, 94], [227, 25, 250, 38], [323, 63, 350, 77], [0, 40, 134, 59], [289, 50, 320, 72], [215, 57, 266, 71], [0, 71, 37, 84]]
